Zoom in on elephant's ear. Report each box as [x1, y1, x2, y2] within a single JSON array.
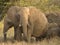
[[15, 13, 20, 21]]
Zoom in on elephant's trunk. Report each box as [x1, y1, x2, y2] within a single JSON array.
[[19, 7, 30, 41]]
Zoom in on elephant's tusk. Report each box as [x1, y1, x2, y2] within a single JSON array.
[[19, 24, 22, 27]]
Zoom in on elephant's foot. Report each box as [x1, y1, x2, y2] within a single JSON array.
[[30, 37, 35, 43], [14, 35, 16, 40], [23, 35, 28, 42], [14, 30, 23, 41], [14, 36, 22, 42], [4, 34, 7, 42]]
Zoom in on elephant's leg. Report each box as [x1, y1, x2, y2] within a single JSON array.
[[14, 26, 22, 41], [27, 20, 33, 43], [27, 28, 32, 43], [14, 26, 17, 40], [3, 21, 12, 41], [19, 26, 23, 41], [22, 25, 28, 41], [27, 26, 33, 43]]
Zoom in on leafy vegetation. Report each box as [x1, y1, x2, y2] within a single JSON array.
[[0, 0, 60, 21]]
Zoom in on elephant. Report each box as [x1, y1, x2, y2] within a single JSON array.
[[17, 6, 48, 42], [3, 6, 22, 41], [46, 23, 60, 39], [3, 6, 48, 42], [45, 11, 60, 27]]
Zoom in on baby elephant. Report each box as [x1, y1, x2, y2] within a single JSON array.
[[46, 23, 60, 39]]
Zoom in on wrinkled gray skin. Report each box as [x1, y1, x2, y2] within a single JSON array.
[[3, 6, 22, 41], [18, 6, 48, 42]]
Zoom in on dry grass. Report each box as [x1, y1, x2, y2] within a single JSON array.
[[0, 20, 60, 45]]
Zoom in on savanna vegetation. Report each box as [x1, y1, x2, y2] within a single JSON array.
[[0, 0, 60, 45], [0, 0, 60, 20]]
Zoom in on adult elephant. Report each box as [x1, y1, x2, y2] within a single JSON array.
[[17, 6, 48, 42], [3, 6, 22, 41]]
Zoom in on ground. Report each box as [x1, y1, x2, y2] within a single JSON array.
[[0, 20, 60, 45]]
